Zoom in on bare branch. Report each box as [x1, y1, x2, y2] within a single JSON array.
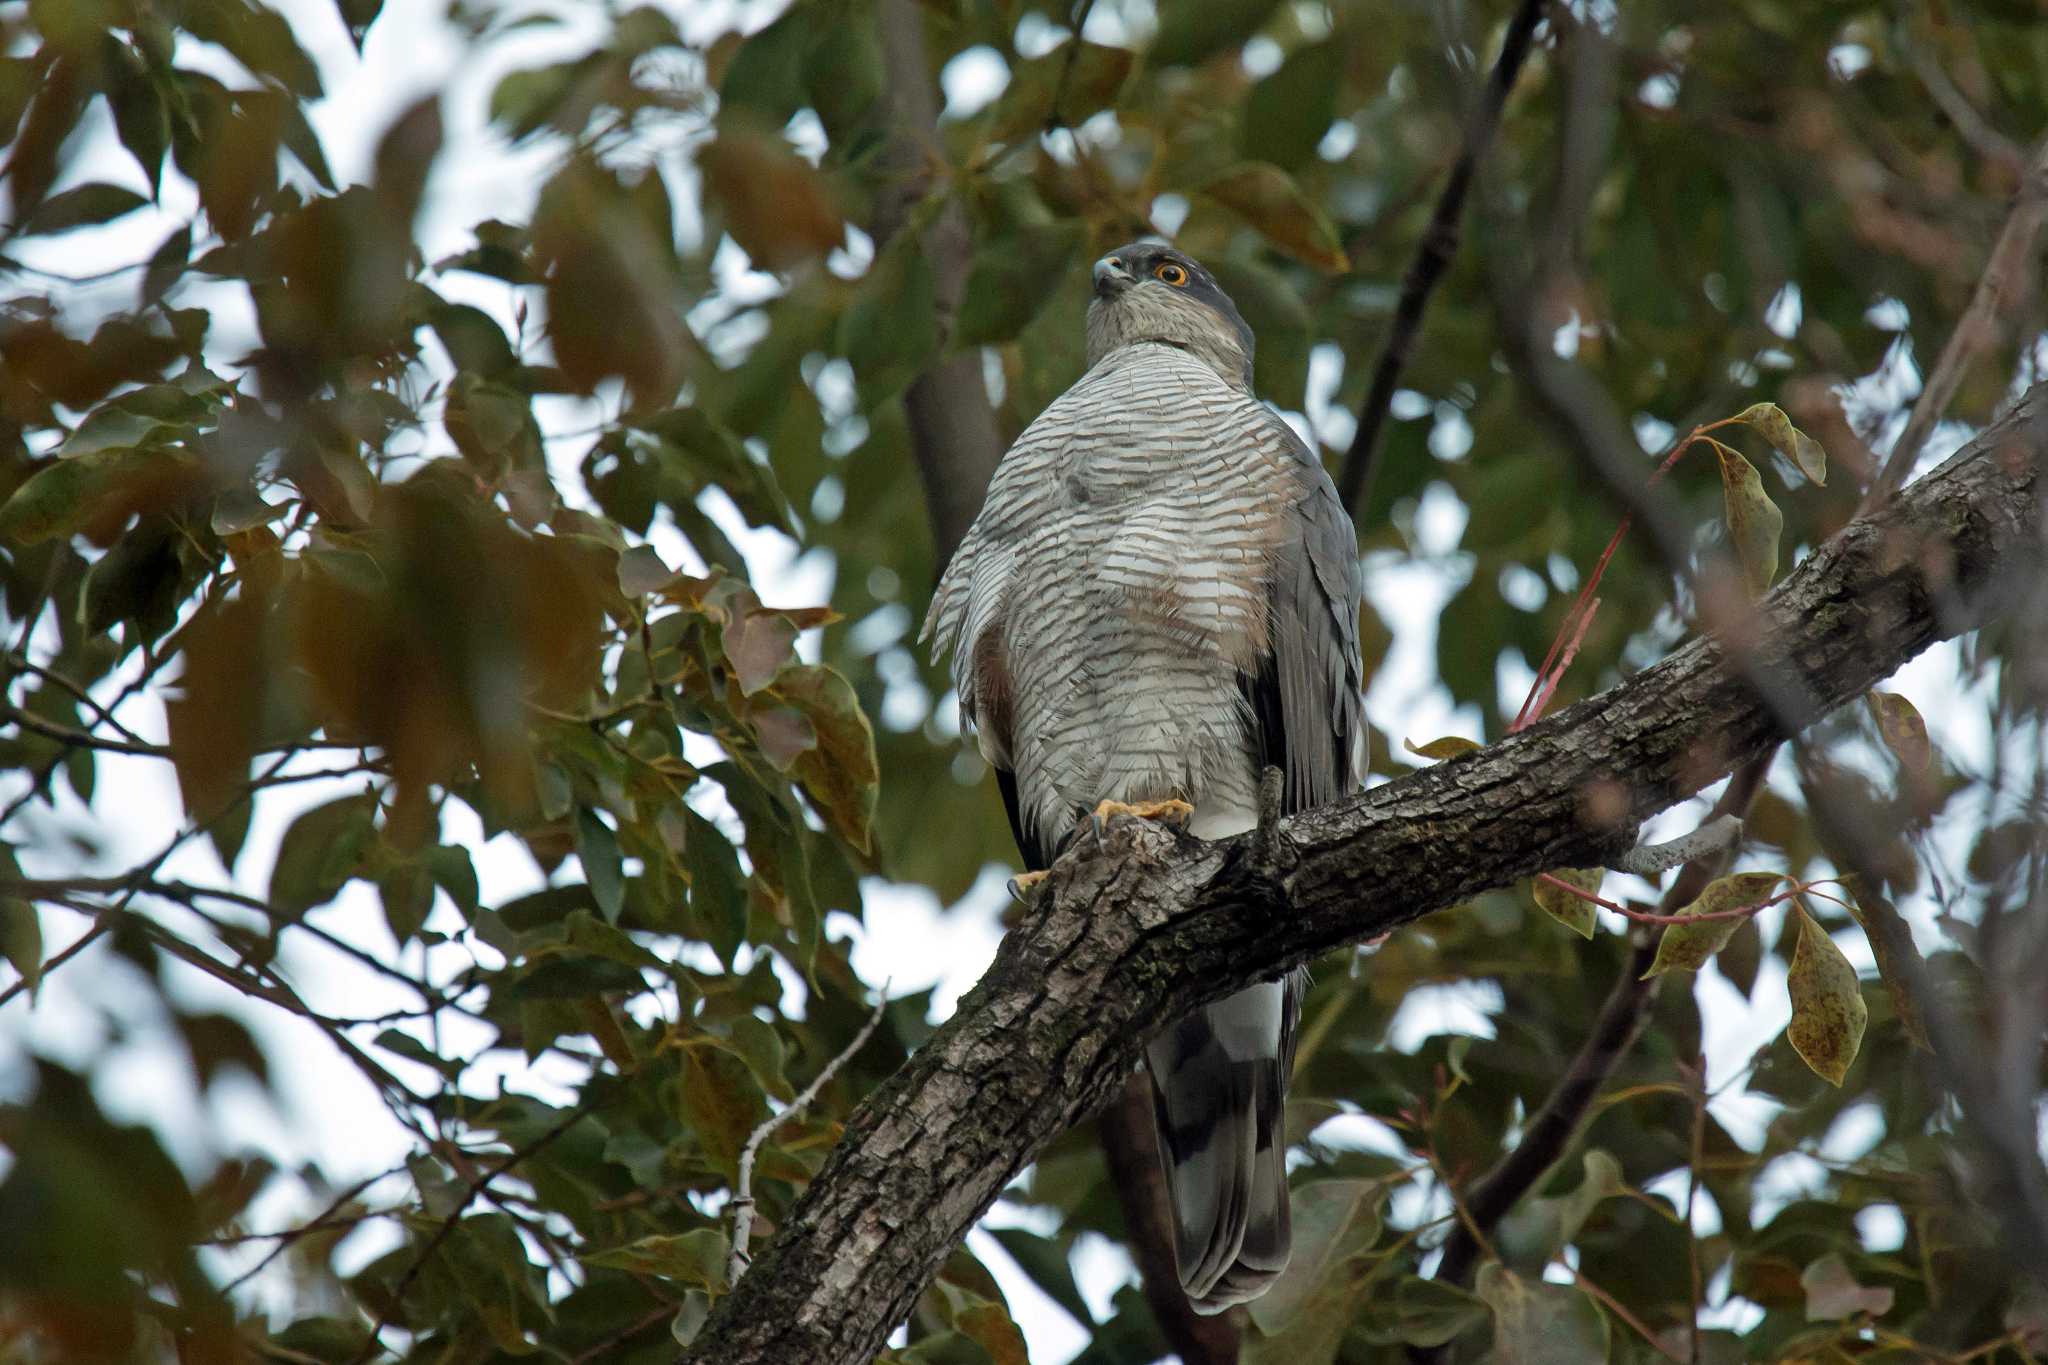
[[1867, 135, 2048, 505], [728, 985, 891, 1289]]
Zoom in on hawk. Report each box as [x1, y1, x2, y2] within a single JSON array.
[[923, 242, 1367, 1312]]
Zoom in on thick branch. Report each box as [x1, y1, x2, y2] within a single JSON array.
[[682, 389, 2046, 1364]]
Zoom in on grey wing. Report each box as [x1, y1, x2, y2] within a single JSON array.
[[1242, 413, 1368, 816]]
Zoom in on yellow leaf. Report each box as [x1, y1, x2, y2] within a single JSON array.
[[1404, 735, 1482, 760], [1532, 868, 1602, 940], [1714, 444, 1783, 598], [1786, 906, 1867, 1086], [1863, 690, 1932, 773], [1734, 401, 1827, 486], [1645, 871, 1784, 977]]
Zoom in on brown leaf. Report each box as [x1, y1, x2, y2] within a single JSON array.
[[756, 664, 878, 854], [699, 129, 845, 272], [1198, 163, 1349, 271]]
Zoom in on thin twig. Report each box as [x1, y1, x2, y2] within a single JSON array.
[[1866, 134, 2048, 505], [1336, 0, 1550, 515], [216, 1171, 394, 1294], [348, 1100, 598, 1365], [0, 918, 106, 1007], [727, 985, 891, 1289], [1683, 1056, 1706, 1365], [1573, 1267, 1686, 1363]]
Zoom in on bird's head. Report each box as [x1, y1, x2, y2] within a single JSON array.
[[1085, 242, 1255, 390]]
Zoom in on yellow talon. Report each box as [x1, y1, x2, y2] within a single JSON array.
[[1006, 870, 1050, 903], [1091, 797, 1194, 826]]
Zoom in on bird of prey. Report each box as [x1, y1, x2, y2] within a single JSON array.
[[922, 242, 1367, 1313]]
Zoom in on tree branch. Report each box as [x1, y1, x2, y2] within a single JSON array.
[[681, 386, 2047, 1364], [873, 0, 1005, 571], [1866, 134, 2048, 505], [1334, 0, 1549, 516]]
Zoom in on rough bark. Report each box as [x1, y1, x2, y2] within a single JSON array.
[[680, 392, 2045, 1363]]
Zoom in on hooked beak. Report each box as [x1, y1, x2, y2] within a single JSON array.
[[1091, 255, 1134, 300]]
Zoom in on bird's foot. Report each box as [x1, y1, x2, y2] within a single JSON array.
[[1088, 797, 1194, 847], [1006, 869, 1050, 903]]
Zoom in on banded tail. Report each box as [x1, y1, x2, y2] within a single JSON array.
[[1144, 972, 1304, 1313]]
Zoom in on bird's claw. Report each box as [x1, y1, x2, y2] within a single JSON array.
[[1088, 797, 1194, 848], [1006, 870, 1050, 903]]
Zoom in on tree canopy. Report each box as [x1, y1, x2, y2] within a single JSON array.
[[2, 1, 2046, 1364]]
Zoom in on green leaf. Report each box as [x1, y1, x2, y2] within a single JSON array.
[[424, 844, 480, 918], [1863, 690, 1931, 773], [1532, 868, 1602, 940], [1786, 905, 1867, 1085], [717, 3, 813, 130], [140, 224, 192, 307], [955, 223, 1086, 348], [19, 182, 147, 236], [1733, 401, 1826, 486], [1801, 1252, 1893, 1321], [1389, 1275, 1489, 1347], [333, 0, 384, 47], [581, 1230, 728, 1290], [1199, 163, 1349, 271], [0, 899, 42, 1000], [1842, 882, 1932, 1051], [1645, 872, 1784, 977], [1475, 1264, 1611, 1364], [1713, 444, 1782, 598], [988, 41, 1134, 141], [106, 44, 169, 195], [1242, 41, 1342, 168], [724, 1015, 793, 1103], [376, 861, 432, 944], [269, 794, 375, 918], [1498, 1150, 1623, 1266], [575, 806, 625, 924], [1250, 1178, 1383, 1331], [839, 235, 938, 412], [1150, 0, 1285, 66], [679, 1042, 768, 1176], [0, 446, 202, 545]]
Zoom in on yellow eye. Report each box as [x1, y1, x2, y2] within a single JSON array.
[[1155, 262, 1189, 286]]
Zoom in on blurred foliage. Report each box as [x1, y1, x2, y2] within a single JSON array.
[[0, 0, 2045, 1362]]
